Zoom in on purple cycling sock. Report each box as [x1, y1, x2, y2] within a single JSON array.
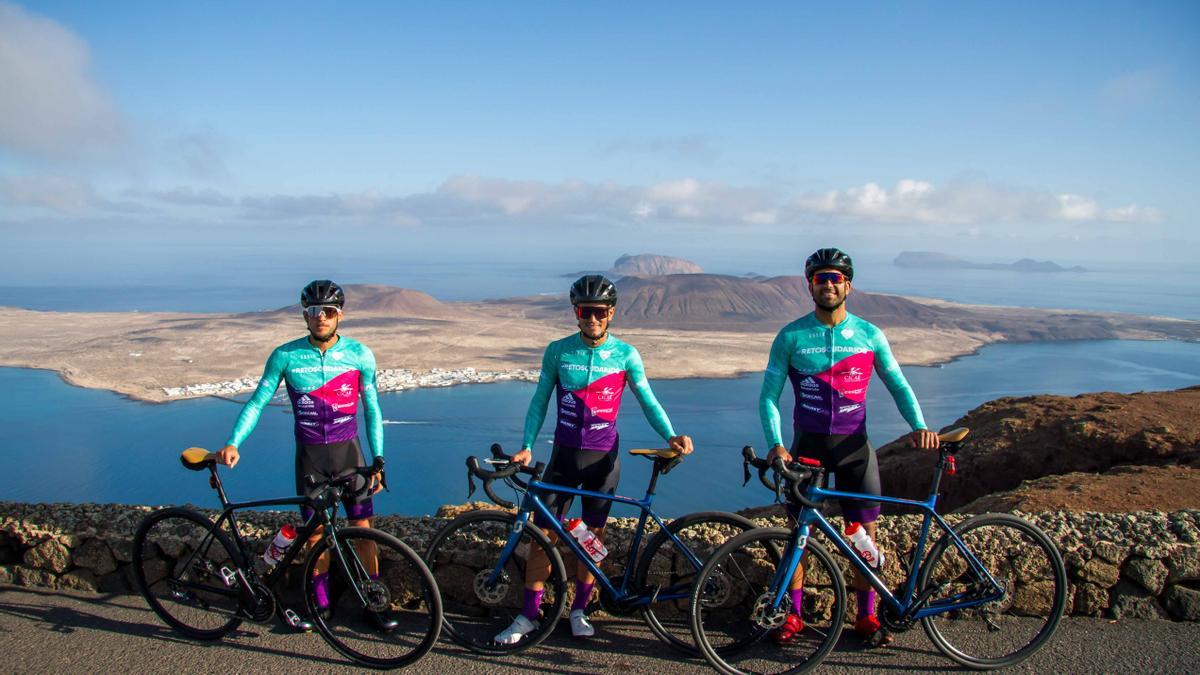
[[312, 572, 331, 609], [522, 588, 544, 621], [572, 580, 595, 612], [856, 589, 876, 619], [790, 588, 804, 617]]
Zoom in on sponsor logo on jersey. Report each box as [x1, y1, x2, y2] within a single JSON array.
[[561, 392, 577, 406], [562, 364, 622, 374], [838, 403, 862, 414], [598, 349, 612, 360], [298, 394, 315, 407], [798, 346, 829, 355], [595, 386, 619, 402], [336, 383, 354, 397], [559, 420, 578, 429], [331, 351, 343, 360], [297, 410, 318, 417], [841, 328, 855, 339], [800, 403, 824, 413], [299, 420, 319, 427], [292, 366, 324, 373], [800, 392, 823, 400], [592, 407, 614, 414], [842, 387, 866, 395], [333, 415, 353, 424], [589, 422, 610, 431], [842, 366, 866, 383], [800, 377, 820, 391], [331, 402, 355, 411], [561, 409, 578, 418]]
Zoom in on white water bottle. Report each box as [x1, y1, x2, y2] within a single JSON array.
[[566, 518, 608, 563], [262, 524, 297, 567], [845, 522, 883, 569]]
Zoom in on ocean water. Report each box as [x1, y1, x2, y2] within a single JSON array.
[[1, 339, 1197, 517]]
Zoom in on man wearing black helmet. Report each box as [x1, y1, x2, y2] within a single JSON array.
[[496, 274, 694, 644], [215, 280, 392, 632], [759, 248, 939, 644]]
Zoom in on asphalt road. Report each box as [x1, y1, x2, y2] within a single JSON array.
[[2, 585, 1198, 673]]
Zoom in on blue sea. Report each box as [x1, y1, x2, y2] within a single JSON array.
[[2, 339, 1197, 517]]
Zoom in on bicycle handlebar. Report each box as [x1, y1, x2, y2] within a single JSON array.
[[741, 445, 823, 509], [465, 444, 545, 509]]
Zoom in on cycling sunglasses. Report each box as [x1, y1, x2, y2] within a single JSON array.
[[574, 305, 612, 320], [812, 271, 848, 285], [303, 305, 343, 319]]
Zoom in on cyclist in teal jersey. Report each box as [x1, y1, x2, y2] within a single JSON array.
[[498, 275, 694, 643], [759, 248, 939, 644], [215, 280, 392, 632]]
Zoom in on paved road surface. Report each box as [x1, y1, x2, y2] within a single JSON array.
[[2, 585, 1198, 673]]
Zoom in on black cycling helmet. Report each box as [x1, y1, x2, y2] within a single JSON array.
[[300, 279, 345, 308], [804, 247, 854, 281], [569, 274, 618, 306]]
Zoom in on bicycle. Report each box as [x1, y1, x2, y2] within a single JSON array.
[[131, 447, 442, 669], [689, 427, 1067, 674], [423, 443, 755, 656]]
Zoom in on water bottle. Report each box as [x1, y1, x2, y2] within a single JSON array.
[[844, 522, 884, 569], [565, 518, 608, 563], [262, 524, 297, 567]]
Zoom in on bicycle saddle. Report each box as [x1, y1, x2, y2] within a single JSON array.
[[938, 427, 970, 443], [181, 447, 217, 470], [628, 448, 680, 459]]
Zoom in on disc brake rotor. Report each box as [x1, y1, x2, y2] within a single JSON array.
[[473, 568, 510, 606], [751, 592, 789, 629]]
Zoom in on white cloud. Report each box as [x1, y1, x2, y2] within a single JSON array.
[[0, 174, 101, 213], [0, 2, 124, 159]]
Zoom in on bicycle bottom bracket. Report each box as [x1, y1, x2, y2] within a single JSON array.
[[751, 592, 789, 629], [243, 581, 276, 622], [363, 579, 390, 612], [473, 569, 510, 606], [699, 570, 732, 609]]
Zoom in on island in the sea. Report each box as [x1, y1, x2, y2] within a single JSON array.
[[0, 270, 1195, 403], [895, 251, 1088, 273]]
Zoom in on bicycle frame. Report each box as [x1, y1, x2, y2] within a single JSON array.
[[487, 474, 707, 609], [770, 482, 1006, 621], [176, 471, 374, 612]]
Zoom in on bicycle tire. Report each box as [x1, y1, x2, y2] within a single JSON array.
[[634, 510, 756, 654], [131, 507, 244, 640], [690, 527, 845, 675], [303, 526, 443, 669], [423, 510, 567, 655], [918, 512, 1067, 670]]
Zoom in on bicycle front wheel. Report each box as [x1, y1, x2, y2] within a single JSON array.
[[424, 510, 567, 655], [918, 512, 1067, 670], [634, 510, 756, 654], [690, 527, 845, 675], [304, 527, 442, 669], [131, 507, 244, 640]]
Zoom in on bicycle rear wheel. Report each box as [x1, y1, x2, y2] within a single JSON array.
[[424, 510, 567, 655], [918, 512, 1067, 670], [634, 510, 756, 654], [131, 507, 244, 640], [304, 527, 442, 669], [691, 527, 845, 675]]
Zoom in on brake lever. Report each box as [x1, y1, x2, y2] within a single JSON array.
[[742, 459, 751, 486], [467, 470, 477, 500]]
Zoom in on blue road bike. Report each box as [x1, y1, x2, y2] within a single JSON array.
[[689, 428, 1067, 674], [424, 444, 755, 656]]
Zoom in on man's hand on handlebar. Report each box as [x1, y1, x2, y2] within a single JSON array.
[[668, 435, 694, 455], [512, 448, 533, 466], [908, 429, 941, 450], [766, 444, 791, 465], [368, 456, 387, 494], [217, 445, 240, 469]]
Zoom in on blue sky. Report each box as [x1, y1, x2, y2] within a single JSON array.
[[1, 1, 1197, 286]]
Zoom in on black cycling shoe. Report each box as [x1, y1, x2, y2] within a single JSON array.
[[364, 608, 399, 633]]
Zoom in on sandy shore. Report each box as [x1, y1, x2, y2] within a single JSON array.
[[0, 291, 1191, 403]]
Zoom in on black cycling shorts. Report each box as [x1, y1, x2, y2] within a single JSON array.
[[790, 431, 880, 523], [295, 438, 374, 521], [535, 443, 621, 529]]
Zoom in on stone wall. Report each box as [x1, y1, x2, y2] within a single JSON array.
[[1, 502, 1198, 622]]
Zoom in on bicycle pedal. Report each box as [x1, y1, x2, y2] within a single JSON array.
[[219, 566, 238, 588], [283, 608, 304, 628]]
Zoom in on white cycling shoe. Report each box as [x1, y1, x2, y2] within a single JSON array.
[[569, 609, 595, 638], [495, 614, 538, 645]]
